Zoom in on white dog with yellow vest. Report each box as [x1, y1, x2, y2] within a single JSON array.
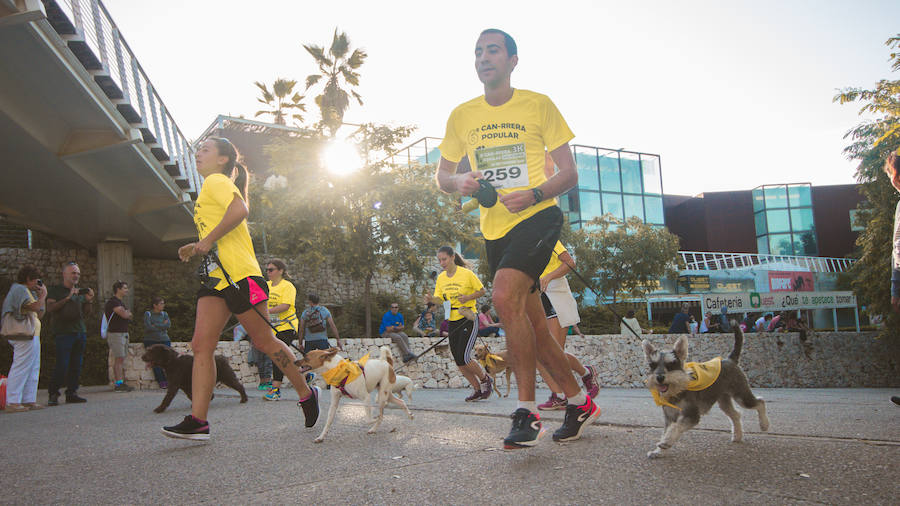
[[296, 345, 413, 443]]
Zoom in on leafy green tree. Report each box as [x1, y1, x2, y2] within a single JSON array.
[[256, 124, 480, 336], [834, 35, 900, 337], [254, 78, 306, 125], [303, 29, 367, 135], [567, 214, 681, 303]]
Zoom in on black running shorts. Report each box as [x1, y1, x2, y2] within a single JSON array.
[[485, 206, 562, 284], [197, 275, 269, 314], [541, 292, 558, 320], [447, 318, 478, 366]]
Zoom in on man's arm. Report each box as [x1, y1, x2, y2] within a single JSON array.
[[113, 305, 133, 320], [498, 143, 578, 213], [327, 316, 342, 350], [436, 157, 481, 196], [540, 250, 573, 292]]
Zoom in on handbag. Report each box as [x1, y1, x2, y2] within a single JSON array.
[[1, 312, 36, 340]]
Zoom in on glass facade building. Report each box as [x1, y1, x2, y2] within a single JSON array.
[[753, 184, 817, 256], [562, 146, 665, 229]]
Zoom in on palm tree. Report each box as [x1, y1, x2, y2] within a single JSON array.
[[254, 78, 306, 126], [303, 29, 367, 135]]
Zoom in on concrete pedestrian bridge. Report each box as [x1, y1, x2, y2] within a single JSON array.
[[0, 0, 198, 260]]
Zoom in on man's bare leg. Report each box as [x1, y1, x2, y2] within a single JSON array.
[[492, 268, 580, 403]]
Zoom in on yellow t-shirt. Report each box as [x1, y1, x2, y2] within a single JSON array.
[[433, 267, 484, 322], [539, 241, 568, 280], [193, 173, 262, 290], [439, 89, 575, 240], [267, 279, 297, 332]]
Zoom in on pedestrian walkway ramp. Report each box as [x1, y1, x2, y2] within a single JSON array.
[[0, 0, 198, 257]]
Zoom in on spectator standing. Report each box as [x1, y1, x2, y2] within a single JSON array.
[[143, 296, 172, 388], [621, 310, 643, 337], [668, 303, 690, 334], [2, 265, 47, 411], [380, 302, 414, 363], [699, 311, 711, 333], [105, 281, 134, 392], [45, 261, 93, 405]]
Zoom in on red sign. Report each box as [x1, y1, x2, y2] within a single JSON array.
[[768, 271, 814, 292]]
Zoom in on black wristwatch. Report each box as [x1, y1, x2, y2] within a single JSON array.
[[531, 187, 544, 205]]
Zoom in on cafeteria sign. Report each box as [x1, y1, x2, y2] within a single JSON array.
[[701, 291, 856, 313]]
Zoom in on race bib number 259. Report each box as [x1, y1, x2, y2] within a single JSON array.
[[474, 143, 529, 190]]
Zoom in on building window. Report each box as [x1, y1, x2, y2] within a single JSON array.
[[754, 183, 817, 256]]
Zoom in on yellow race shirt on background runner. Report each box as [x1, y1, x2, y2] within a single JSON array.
[[433, 267, 484, 322], [267, 279, 297, 332], [193, 173, 261, 290], [540, 241, 569, 280], [439, 89, 575, 240]]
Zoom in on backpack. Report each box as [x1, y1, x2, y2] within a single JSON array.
[[100, 311, 110, 339], [305, 307, 326, 333]]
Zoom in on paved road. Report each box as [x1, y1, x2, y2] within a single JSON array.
[[3, 385, 897, 504]]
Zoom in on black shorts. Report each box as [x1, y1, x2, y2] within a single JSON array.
[[447, 318, 478, 367], [541, 292, 558, 319], [485, 206, 562, 284], [197, 276, 269, 314], [304, 339, 331, 354]]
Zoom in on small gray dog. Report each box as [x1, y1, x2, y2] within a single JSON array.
[[642, 325, 769, 458]]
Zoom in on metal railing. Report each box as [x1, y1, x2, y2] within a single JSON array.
[[51, 0, 201, 195], [679, 251, 855, 273]]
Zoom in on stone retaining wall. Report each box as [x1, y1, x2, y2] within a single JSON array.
[[112, 331, 899, 390]]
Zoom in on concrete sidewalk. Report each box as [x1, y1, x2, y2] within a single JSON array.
[[2, 385, 897, 504]]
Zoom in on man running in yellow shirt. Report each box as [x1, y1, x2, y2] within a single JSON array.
[[436, 28, 600, 449]]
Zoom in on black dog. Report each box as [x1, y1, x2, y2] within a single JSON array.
[[141, 344, 248, 413]]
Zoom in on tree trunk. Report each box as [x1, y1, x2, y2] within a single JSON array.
[[364, 273, 373, 337]]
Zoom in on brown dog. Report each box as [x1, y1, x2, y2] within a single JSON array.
[[473, 344, 512, 397], [141, 344, 248, 413]]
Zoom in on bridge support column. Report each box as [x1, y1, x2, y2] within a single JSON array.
[[97, 241, 134, 311]]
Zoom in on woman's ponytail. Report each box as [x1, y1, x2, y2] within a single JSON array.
[[233, 162, 249, 203]]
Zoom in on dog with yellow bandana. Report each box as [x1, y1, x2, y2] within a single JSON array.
[[642, 324, 769, 458], [472, 344, 512, 397], [296, 345, 413, 443]]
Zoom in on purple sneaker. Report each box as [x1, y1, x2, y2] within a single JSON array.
[[582, 365, 600, 399], [537, 393, 567, 411], [479, 375, 494, 400], [465, 389, 482, 402]]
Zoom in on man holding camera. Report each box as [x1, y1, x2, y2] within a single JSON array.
[[45, 261, 94, 405]]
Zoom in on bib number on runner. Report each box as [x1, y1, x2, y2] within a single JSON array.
[[475, 143, 529, 190]]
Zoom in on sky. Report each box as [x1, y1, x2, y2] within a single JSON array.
[[102, 0, 899, 197]]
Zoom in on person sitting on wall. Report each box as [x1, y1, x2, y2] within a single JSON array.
[[414, 309, 438, 337]]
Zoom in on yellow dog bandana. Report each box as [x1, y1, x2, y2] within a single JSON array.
[[322, 353, 370, 388], [478, 353, 504, 371], [651, 356, 722, 410]]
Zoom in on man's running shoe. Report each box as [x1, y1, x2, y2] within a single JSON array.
[[552, 396, 601, 442], [464, 389, 482, 402], [263, 387, 281, 401], [537, 393, 567, 410], [479, 375, 493, 400], [298, 386, 320, 427], [582, 365, 601, 398], [504, 408, 545, 449], [162, 415, 210, 441]]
